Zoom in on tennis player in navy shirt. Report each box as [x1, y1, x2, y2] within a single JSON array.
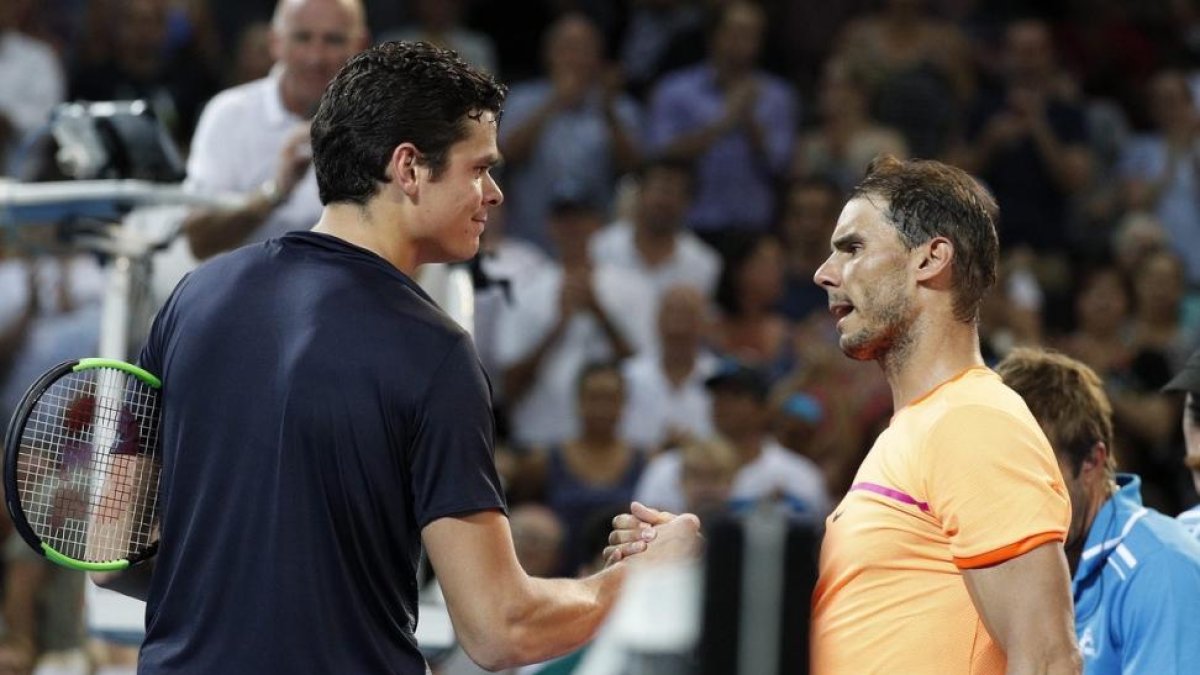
[[92, 41, 700, 674]]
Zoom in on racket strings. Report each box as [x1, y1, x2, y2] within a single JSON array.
[[16, 368, 162, 563]]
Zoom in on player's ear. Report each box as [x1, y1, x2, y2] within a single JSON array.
[[915, 236, 954, 282], [391, 143, 422, 197]]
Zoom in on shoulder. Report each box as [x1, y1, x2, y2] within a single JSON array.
[[197, 78, 272, 124]]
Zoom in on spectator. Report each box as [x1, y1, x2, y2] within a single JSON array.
[[1055, 261, 1178, 489], [588, 156, 721, 309], [777, 176, 843, 323], [834, 0, 973, 158], [1164, 349, 1200, 538], [513, 362, 646, 576], [379, 0, 497, 75], [1128, 248, 1198, 374], [633, 361, 829, 516], [499, 13, 640, 252], [0, 536, 88, 675], [616, 0, 703, 100], [998, 347, 1200, 674], [509, 504, 567, 578], [619, 285, 718, 453], [0, 0, 64, 176], [959, 18, 1092, 255], [645, 0, 797, 245], [791, 58, 907, 194], [495, 199, 651, 448], [1120, 70, 1200, 288], [679, 436, 739, 517], [712, 234, 793, 382], [160, 0, 368, 281]]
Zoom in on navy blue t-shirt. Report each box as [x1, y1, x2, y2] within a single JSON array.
[[136, 232, 506, 674]]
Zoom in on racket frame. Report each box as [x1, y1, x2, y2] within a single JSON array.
[[4, 358, 161, 571]]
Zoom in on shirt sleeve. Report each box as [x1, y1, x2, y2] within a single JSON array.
[[409, 335, 507, 529], [923, 404, 1070, 569], [1115, 551, 1200, 674], [645, 79, 691, 151]]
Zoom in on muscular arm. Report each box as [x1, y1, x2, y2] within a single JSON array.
[[423, 510, 626, 671], [962, 542, 1081, 675], [424, 509, 700, 671]]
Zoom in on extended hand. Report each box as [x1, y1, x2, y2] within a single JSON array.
[[604, 502, 700, 566]]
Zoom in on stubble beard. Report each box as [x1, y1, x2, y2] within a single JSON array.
[[839, 284, 916, 367]]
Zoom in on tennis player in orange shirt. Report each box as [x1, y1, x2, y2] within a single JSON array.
[[608, 155, 1081, 674]]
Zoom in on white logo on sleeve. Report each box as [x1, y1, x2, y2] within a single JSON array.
[[1079, 626, 1097, 659]]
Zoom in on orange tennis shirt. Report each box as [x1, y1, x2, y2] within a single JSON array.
[[811, 366, 1069, 674]]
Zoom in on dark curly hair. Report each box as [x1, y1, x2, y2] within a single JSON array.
[[311, 41, 507, 206], [852, 154, 999, 324]]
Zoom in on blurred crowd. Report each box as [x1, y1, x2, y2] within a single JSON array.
[[2, 0, 1200, 672]]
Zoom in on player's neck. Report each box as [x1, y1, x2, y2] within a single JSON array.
[[312, 202, 420, 277], [883, 316, 984, 412]]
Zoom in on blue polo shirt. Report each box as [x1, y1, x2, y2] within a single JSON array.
[[136, 232, 506, 674], [1073, 474, 1200, 674]]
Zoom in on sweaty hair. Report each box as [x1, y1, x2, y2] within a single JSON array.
[[852, 154, 999, 323], [996, 347, 1116, 479], [311, 41, 507, 205]]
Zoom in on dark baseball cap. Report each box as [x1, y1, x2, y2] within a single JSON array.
[[1163, 349, 1200, 394], [705, 360, 769, 401]]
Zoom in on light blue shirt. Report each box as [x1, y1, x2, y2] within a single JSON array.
[[1178, 503, 1200, 541], [1073, 475, 1200, 674], [1118, 136, 1200, 286]]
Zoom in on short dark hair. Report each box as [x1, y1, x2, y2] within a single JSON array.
[[311, 41, 507, 206], [852, 154, 999, 323], [996, 348, 1116, 478]]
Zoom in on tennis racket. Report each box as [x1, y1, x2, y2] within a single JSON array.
[[4, 358, 162, 571]]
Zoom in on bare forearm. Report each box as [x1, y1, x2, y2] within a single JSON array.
[[1005, 648, 1082, 675], [497, 567, 626, 667], [1030, 126, 1089, 193], [184, 197, 273, 260], [3, 562, 45, 648], [660, 121, 727, 161], [90, 559, 155, 602]]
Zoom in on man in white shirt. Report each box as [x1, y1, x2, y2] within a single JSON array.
[[0, 4, 64, 176], [152, 0, 368, 295], [495, 198, 654, 448], [633, 361, 830, 516], [620, 285, 717, 452], [589, 156, 721, 301]]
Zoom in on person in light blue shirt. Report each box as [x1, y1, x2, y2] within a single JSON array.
[[1163, 348, 1200, 539], [998, 348, 1200, 675]]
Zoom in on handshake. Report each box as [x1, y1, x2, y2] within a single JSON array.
[[603, 502, 704, 567]]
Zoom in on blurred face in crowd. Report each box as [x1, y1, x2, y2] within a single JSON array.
[[736, 237, 785, 311], [544, 14, 603, 82], [577, 367, 625, 440], [657, 286, 708, 352], [1006, 20, 1055, 83], [681, 439, 738, 515], [1075, 267, 1129, 337], [549, 205, 602, 266], [817, 61, 868, 121], [1149, 72, 1196, 132], [272, 0, 368, 116], [118, 0, 169, 69], [636, 166, 692, 237], [781, 182, 841, 266], [509, 505, 564, 578], [711, 2, 764, 73], [711, 389, 767, 446], [1132, 250, 1185, 320], [814, 197, 917, 362]]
